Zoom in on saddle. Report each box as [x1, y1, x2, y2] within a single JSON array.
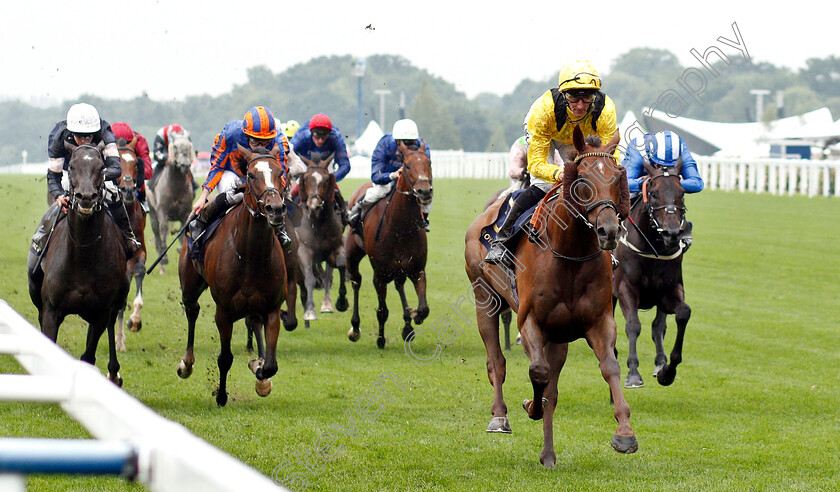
[[478, 189, 539, 251], [185, 205, 237, 261]]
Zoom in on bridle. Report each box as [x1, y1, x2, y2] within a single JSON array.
[[571, 151, 621, 232], [67, 144, 105, 213], [641, 170, 686, 235], [243, 154, 284, 219], [117, 146, 138, 195], [395, 150, 433, 204]]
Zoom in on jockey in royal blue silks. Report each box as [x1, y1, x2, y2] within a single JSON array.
[[290, 113, 351, 224], [347, 118, 433, 232], [188, 106, 292, 248], [622, 130, 704, 250]]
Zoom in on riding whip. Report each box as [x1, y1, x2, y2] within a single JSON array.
[[146, 213, 195, 274]]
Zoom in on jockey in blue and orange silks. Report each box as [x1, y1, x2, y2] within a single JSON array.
[[189, 106, 293, 248]]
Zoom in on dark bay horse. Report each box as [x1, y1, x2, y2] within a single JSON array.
[[115, 139, 147, 351], [177, 145, 287, 406], [465, 126, 637, 467], [297, 153, 348, 327], [27, 143, 129, 385], [147, 130, 194, 273], [613, 160, 691, 388], [344, 141, 432, 348]]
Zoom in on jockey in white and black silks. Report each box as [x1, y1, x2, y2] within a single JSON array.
[[40, 103, 141, 255]]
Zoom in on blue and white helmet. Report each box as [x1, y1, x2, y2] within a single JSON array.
[[644, 131, 683, 166]]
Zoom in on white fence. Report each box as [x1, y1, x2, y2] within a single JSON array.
[[0, 300, 286, 492], [5, 154, 840, 198]]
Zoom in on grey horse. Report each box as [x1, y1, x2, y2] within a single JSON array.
[[146, 131, 195, 273]]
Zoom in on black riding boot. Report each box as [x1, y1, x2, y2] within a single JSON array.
[[484, 201, 528, 266], [420, 212, 430, 232], [334, 188, 349, 225], [347, 200, 374, 233], [189, 193, 229, 240], [137, 188, 149, 214], [679, 221, 693, 252], [273, 215, 293, 252], [110, 200, 141, 255]]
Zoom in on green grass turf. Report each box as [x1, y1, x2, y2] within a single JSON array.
[[0, 174, 838, 491]]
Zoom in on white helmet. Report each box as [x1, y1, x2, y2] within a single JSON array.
[[66, 103, 101, 133], [392, 119, 419, 140]]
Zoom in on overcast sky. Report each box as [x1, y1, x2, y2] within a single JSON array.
[[2, 0, 835, 105]]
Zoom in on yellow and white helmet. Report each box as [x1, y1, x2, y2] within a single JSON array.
[[558, 60, 601, 93]]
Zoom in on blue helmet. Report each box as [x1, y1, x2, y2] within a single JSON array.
[[644, 131, 683, 166]]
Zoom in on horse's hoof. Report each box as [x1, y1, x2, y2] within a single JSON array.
[[347, 329, 360, 342], [117, 343, 126, 353], [216, 390, 228, 407], [304, 310, 317, 321], [320, 301, 334, 313], [248, 358, 264, 375], [129, 320, 141, 333], [255, 378, 272, 397], [625, 373, 645, 388], [283, 319, 298, 332], [109, 373, 123, 387], [656, 366, 676, 386], [176, 360, 193, 379], [127, 319, 134, 331], [540, 454, 556, 469], [611, 434, 639, 454], [376, 336, 386, 349], [486, 417, 511, 434], [653, 364, 664, 378], [401, 326, 414, 341], [335, 297, 349, 312]]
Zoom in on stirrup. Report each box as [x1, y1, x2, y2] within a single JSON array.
[[484, 243, 510, 266], [188, 219, 205, 240]]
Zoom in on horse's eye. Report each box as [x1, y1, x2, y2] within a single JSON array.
[[247, 173, 255, 180], [649, 192, 657, 199]]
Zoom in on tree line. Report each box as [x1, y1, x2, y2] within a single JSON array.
[[2, 50, 838, 166]]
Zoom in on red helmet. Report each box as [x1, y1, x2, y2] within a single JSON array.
[[308, 113, 332, 132], [242, 106, 278, 139], [111, 122, 135, 143]]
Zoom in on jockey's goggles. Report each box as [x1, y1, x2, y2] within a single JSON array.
[[311, 129, 330, 138], [563, 92, 596, 104], [72, 132, 95, 141], [247, 136, 273, 148]]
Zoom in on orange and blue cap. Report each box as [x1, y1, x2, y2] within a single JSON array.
[[242, 106, 278, 139]]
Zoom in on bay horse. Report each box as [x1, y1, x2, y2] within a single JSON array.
[[177, 145, 287, 406], [344, 141, 432, 348], [115, 138, 147, 351], [147, 130, 194, 273], [297, 152, 348, 327], [464, 125, 637, 467], [613, 159, 691, 388], [27, 142, 129, 385]]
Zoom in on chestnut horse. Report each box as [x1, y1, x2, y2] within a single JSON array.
[[27, 143, 129, 385], [465, 126, 637, 467], [147, 130, 194, 273], [177, 145, 287, 406], [613, 160, 691, 388], [115, 139, 147, 351], [297, 152, 348, 327], [344, 141, 432, 348]]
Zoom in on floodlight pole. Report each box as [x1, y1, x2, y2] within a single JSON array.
[[374, 89, 391, 133], [750, 89, 771, 123], [352, 59, 366, 139]]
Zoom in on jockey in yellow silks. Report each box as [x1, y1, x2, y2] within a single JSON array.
[[485, 60, 621, 267]]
